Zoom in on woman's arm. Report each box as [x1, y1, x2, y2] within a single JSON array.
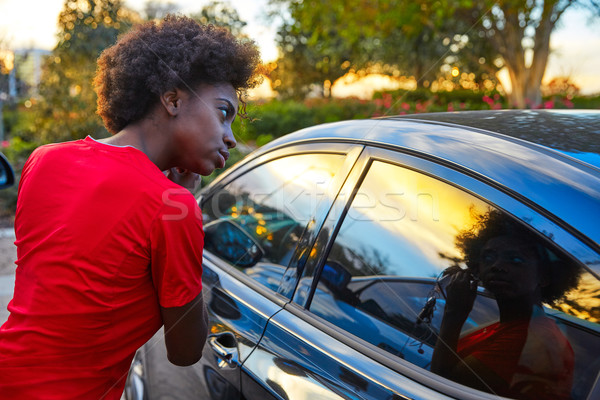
[[430, 270, 477, 376], [160, 292, 209, 366]]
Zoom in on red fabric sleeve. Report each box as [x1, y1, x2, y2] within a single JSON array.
[[150, 188, 204, 308]]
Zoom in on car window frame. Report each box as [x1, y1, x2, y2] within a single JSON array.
[[290, 144, 600, 399], [198, 143, 363, 303]]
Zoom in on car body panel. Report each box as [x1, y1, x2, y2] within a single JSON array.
[[194, 254, 287, 399], [244, 301, 505, 400], [130, 111, 600, 400], [204, 112, 600, 400], [391, 110, 600, 156]]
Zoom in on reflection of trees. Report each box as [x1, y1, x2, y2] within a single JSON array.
[[326, 241, 390, 277], [556, 272, 600, 324], [207, 186, 300, 267]]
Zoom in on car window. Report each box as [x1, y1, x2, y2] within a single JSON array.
[[307, 160, 600, 400], [201, 153, 345, 292]]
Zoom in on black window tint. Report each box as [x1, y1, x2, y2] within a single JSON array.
[[308, 160, 600, 400], [202, 153, 345, 291]]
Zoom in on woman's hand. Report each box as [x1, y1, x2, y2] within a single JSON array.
[[165, 167, 201, 192], [431, 268, 478, 376], [443, 268, 478, 323]]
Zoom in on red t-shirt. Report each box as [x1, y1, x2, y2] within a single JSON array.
[[458, 313, 574, 399], [0, 137, 204, 399]]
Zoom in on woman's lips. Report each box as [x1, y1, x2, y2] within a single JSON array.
[[218, 150, 229, 168], [485, 277, 512, 287]]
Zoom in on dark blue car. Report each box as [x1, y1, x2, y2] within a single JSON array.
[[126, 110, 600, 400]]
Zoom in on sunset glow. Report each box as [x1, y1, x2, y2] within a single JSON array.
[[1, 0, 599, 95]]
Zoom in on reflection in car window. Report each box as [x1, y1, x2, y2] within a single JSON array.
[[202, 153, 345, 291], [308, 160, 600, 400]]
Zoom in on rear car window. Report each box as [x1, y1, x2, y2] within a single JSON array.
[[308, 160, 600, 400]]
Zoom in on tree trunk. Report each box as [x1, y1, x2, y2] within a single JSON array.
[[499, 0, 560, 108], [506, 64, 526, 108], [525, 1, 555, 107]]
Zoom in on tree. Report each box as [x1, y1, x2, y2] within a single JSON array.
[[268, 0, 463, 98], [268, 0, 381, 98], [452, 0, 599, 107], [189, 1, 247, 38], [31, 0, 138, 144], [270, 0, 599, 106], [269, 20, 353, 98], [142, 0, 179, 20]]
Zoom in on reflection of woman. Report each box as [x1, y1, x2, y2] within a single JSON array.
[[431, 210, 580, 399], [0, 16, 260, 399]]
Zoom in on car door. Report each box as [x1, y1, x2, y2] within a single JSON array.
[[194, 144, 362, 399], [0, 152, 14, 189], [242, 146, 600, 400]]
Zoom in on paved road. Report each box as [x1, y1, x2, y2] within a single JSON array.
[[0, 228, 16, 325]]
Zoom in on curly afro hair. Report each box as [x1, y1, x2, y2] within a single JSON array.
[[455, 209, 581, 305], [94, 15, 262, 134]]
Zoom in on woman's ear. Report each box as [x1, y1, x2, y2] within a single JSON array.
[[160, 89, 181, 117]]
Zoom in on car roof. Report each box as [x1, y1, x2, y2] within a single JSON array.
[[391, 110, 600, 167], [255, 110, 600, 248]]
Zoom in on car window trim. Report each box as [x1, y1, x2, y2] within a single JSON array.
[[198, 143, 356, 204], [200, 144, 366, 301], [281, 301, 507, 400], [303, 156, 374, 310], [279, 145, 365, 300], [203, 250, 290, 309]]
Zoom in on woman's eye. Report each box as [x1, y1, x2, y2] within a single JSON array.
[[219, 108, 227, 119], [509, 256, 525, 264], [480, 252, 496, 264]]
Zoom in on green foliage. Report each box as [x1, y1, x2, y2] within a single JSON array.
[[270, 0, 599, 105], [234, 87, 600, 146], [234, 88, 599, 151], [245, 100, 316, 138], [2, 132, 38, 169], [142, 0, 178, 20], [0, 134, 38, 221], [30, 0, 136, 144], [231, 97, 378, 144], [189, 1, 247, 37], [268, 0, 469, 98], [570, 94, 600, 109]]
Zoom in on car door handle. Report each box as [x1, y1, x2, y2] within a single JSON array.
[[208, 332, 239, 369]]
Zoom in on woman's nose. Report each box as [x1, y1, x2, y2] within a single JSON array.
[[490, 260, 507, 272], [224, 129, 237, 149]]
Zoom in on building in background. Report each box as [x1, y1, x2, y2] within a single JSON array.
[[1, 48, 50, 141], [13, 48, 51, 98]]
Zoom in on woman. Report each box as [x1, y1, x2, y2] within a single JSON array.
[[431, 210, 580, 400], [0, 15, 260, 399]]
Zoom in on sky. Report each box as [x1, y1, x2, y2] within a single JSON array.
[[1, 0, 599, 95]]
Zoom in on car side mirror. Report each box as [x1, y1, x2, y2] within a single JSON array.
[[0, 153, 15, 189], [204, 219, 264, 269], [320, 260, 351, 293]]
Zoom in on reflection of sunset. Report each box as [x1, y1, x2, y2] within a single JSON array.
[[341, 161, 488, 275], [240, 154, 345, 222], [556, 272, 600, 323], [217, 154, 346, 261]]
